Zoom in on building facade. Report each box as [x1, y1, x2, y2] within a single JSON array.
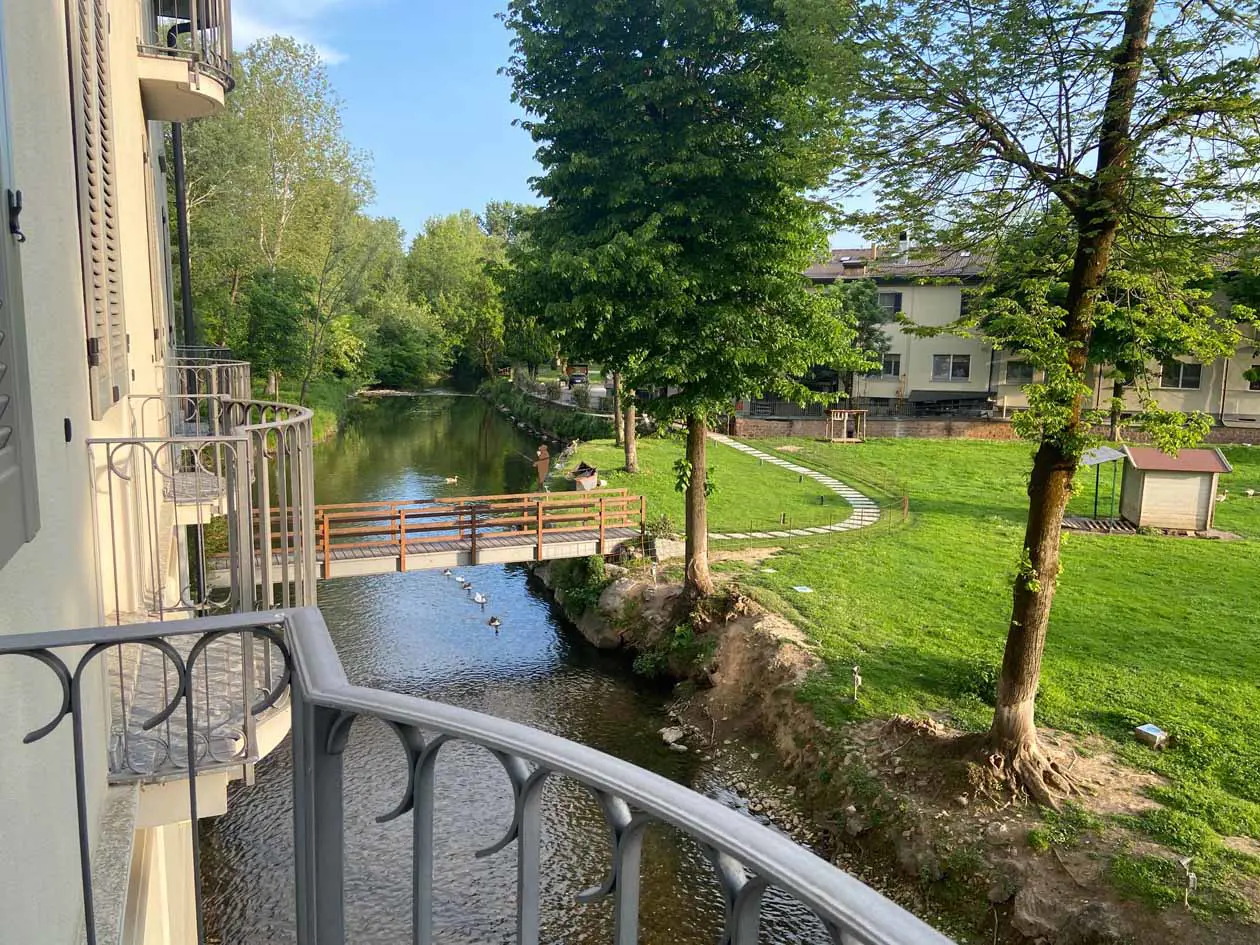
[[735, 247, 1260, 431]]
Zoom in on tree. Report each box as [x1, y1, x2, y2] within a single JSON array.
[[361, 279, 450, 389], [505, 0, 869, 597], [826, 279, 888, 396], [833, 0, 1260, 800]]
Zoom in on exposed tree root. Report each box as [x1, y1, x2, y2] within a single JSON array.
[[985, 740, 1080, 809]]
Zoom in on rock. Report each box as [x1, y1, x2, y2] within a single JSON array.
[[669, 743, 688, 753], [1055, 903, 1125, 945], [955, 795, 970, 808], [985, 821, 1010, 842], [987, 880, 1017, 904], [894, 831, 943, 882], [843, 806, 870, 837], [749, 752, 760, 761], [659, 726, 686, 745], [1011, 881, 1065, 939], [735, 781, 748, 793]]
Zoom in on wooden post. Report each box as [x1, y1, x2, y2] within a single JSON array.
[[398, 510, 407, 572], [639, 495, 647, 553], [536, 500, 544, 561], [321, 514, 331, 580], [598, 497, 606, 554], [470, 505, 479, 565]]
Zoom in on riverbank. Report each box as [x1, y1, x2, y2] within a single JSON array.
[[479, 377, 614, 442], [561, 434, 1260, 942]]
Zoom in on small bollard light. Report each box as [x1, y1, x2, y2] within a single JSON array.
[[852, 665, 862, 702]]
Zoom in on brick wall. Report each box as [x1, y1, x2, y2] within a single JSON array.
[[728, 415, 1260, 445]]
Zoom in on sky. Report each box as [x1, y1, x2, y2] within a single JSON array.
[[233, 0, 542, 242], [231, 0, 866, 247]]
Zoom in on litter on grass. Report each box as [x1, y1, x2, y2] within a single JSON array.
[[791, 585, 814, 593]]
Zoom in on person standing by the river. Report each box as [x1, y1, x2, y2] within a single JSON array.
[[534, 444, 551, 489]]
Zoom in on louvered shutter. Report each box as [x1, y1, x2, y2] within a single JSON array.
[[0, 27, 40, 569], [71, 0, 128, 418]]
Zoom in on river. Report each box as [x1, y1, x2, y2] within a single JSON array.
[[202, 392, 827, 943]]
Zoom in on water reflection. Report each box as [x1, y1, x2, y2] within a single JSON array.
[[202, 395, 826, 943]]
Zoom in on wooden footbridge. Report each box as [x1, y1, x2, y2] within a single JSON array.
[[312, 488, 646, 578]]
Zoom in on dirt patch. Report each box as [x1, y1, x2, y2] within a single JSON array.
[[710, 546, 783, 563]]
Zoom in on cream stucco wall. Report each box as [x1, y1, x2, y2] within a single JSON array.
[[0, 3, 111, 944]]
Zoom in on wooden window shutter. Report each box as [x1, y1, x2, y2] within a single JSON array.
[[0, 26, 41, 569], [71, 0, 128, 418]]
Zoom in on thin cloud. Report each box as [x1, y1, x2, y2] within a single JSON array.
[[232, 0, 367, 64]]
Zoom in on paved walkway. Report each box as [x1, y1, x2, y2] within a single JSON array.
[[706, 433, 882, 540]]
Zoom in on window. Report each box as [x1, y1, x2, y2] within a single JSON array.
[[881, 353, 901, 378], [877, 292, 903, 317], [1161, 360, 1201, 390], [932, 354, 971, 381], [1249, 365, 1260, 392], [0, 25, 40, 569], [69, 0, 128, 418], [1006, 360, 1034, 384]]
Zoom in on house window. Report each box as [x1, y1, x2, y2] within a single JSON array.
[[932, 354, 971, 381], [877, 292, 903, 317], [881, 353, 901, 378], [1249, 365, 1260, 392], [1161, 360, 1201, 390], [1006, 360, 1034, 384], [0, 25, 41, 569]]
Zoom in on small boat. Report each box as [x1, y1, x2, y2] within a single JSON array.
[[572, 461, 598, 492]]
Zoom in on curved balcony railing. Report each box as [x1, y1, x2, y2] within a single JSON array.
[[138, 0, 235, 91], [88, 394, 315, 781], [0, 608, 956, 945]]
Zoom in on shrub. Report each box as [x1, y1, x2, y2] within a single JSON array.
[[645, 512, 680, 540], [545, 380, 563, 401], [571, 384, 591, 409]]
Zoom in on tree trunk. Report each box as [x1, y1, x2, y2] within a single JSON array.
[[623, 403, 639, 473], [612, 372, 624, 446], [683, 414, 715, 598], [988, 0, 1154, 803], [1109, 380, 1124, 441]]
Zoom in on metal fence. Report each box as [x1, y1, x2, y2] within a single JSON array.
[[0, 608, 955, 945], [138, 0, 235, 90]]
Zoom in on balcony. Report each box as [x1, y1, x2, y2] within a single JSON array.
[[137, 0, 235, 121], [0, 608, 955, 945]]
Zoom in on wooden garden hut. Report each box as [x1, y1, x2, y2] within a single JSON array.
[[1119, 446, 1232, 531]]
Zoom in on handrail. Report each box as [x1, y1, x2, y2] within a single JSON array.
[[1, 609, 955, 945]]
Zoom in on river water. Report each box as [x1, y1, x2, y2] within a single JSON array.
[[202, 393, 827, 943]]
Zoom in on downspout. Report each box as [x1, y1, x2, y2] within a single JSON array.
[[1218, 354, 1231, 425], [169, 22, 195, 349]]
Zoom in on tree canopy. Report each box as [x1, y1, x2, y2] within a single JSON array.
[[504, 0, 872, 595]]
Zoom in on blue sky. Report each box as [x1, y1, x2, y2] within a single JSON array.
[[232, 0, 864, 247], [234, 1, 541, 242]]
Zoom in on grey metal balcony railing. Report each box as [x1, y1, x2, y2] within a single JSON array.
[[89, 390, 315, 781], [139, 0, 234, 91], [0, 608, 955, 945]]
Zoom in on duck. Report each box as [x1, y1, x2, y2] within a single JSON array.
[[487, 616, 502, 632], [460, 580, 474, 592], [471, 592, 488, 608], [444, 476, 459, 484], [451, 574, 464, 583], [442, 568, 453, 578]]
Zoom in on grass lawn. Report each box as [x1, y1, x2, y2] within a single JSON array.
[[573, 433, 856, 534], [728, 436, 1260, 915], [255, 376, 354, 441], [594, 431, 1260, 915]]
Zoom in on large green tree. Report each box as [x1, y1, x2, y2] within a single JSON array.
[[833, 0, 1260, 800], [505, 0, 869, 596]]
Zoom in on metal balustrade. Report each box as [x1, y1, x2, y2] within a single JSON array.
[[138, 0, 235, 91], [0, 609, 955, 945]]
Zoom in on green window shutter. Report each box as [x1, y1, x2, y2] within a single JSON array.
[[0, 24, 40, 569]]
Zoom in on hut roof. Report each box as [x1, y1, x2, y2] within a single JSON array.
[[1122, 446, 1232, 474]]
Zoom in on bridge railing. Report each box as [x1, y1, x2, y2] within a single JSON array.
[[0, 607, 955, 945], [314, 489, 646, 575]]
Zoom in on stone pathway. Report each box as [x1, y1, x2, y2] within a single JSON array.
[[706, 433, 882, 540]]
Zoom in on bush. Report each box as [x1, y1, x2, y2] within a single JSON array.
[[546, 380, 563, 401], [645, 512, 680, 540], [571, 384, 591, 409], [479, 379, 614, 441]]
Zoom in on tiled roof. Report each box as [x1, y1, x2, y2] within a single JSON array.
[[1123, 446, 1232, 474], [806, 248, 987, 282]]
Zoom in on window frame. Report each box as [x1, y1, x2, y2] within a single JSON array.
[[877, 291, 903, 318], [880, 352, 901, 378], [1005, 359, 1034, 385], [1160, 360, 1202, 390], [1248, 365, 1260, 392], [932, 353, 972, 382]]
